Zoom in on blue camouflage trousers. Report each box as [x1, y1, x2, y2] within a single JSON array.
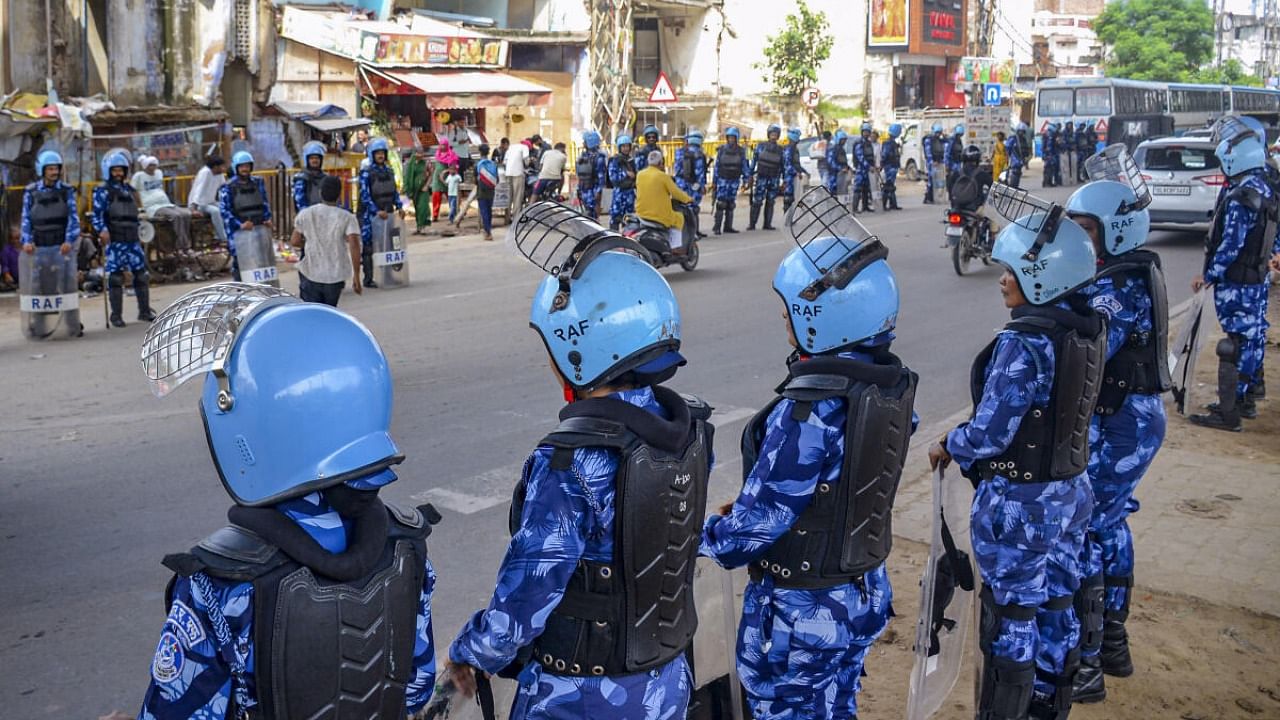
[[972, 475, 1093, 698], [577, 186, 602, 218], [751, 175, 781, 206], [675, 179, 703, 211], [782, 175, 799, 204], [925, 162, 940, 198], [610, 188, 636, 229], [737, 565, 892, 719], [883, 165, 899, 188], [714, 178, 741, 202], [1214, 282, 1268, 395], [104, 241, 147, 274], [509, 655, 691, 719], [853, 167, 871, 193]]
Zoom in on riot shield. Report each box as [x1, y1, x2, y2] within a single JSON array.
[[835, 169, 853, 210], [690, 559, 746, 719], [371, 214, 410, 289], [871, 168, 883, 202], [233, 226, 279, 287], [1170, 286, 1213, 414], [907, 467, 978, 720], [18, 244, 81, 340]]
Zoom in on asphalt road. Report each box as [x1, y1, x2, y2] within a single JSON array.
[[0, 175, 1210, 717]]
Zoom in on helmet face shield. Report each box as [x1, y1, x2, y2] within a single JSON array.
[[509, 201, 647, 283], [785, 187, 886, 300], [1084, 144, 1151, 211]]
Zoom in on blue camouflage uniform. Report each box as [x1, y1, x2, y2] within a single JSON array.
[[1206, 170, 1278, 397], [852, 138, 876, 196], [1042, 129, 1061, 187], [1076, 126, 1092, 182], [946, 321, 1094, 703], [674, 146, 708, 211], [217, 176, 272, 256], [1005, 134, 1025, 189], [1076, 273, 1166, 623], [923, 133, 944, 201], [358, 164, 402, 246], [750, 146, 783, 208], [451, 387, 696, 720], [823, 141, 849, 196], [715, 145, 751, 202], [140, 486, 437, 719], [91, 181, 146, 274], [20, 179, 80, 246], [880, 140, 900, 193], [608, 154, 637, 229], [633, 143, 662, 173], [781, 144, 803, 206], [703, 346, 912, 720], [944, 132, 964, 175], [576, 149, 608, 218]]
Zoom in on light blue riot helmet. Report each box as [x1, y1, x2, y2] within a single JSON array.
[[788, 128, 802, 142], [231, 150, 254, 171], [140, 283, 402, 506], [366, 137, 390, 163], [302, 140, 326, 164], [833, 129, 848, 143], [888, 123, 903, 138], [954, 123, 966, 135], [686, 130, 704, 146], [860, 121, 873, 135], [642, 124, 660, 141], [725, 127, 741, 139], [1070, 143, 1153, 255], [987, 183, 1098, 305], [583, 130, 601, 149], [616, 133, 633, 148], [931, 123, 943, 134], [36, 150, 63, 176], [511, 202, 684, 391], [1211, 115, 1268, 176], [778, 187, 898, 352], [768, 123, 782, 137], [100, 149, 131, 181]]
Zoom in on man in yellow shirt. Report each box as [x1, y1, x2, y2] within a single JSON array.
[[635, 151, 693, 251]]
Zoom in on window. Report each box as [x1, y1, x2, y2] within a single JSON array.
[[633, 17, 660, 88], [1039, 88, 1074, 116], [1135, 145, 1220, 172], [1075, 87, 1112, 115], [1169, 89, 1223, 114]]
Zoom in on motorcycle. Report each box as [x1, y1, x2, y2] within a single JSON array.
[[620, 202, 700, 271], [943, 207, 992, 276]]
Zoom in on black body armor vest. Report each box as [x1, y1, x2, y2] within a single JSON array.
[[740, 353, 917, 589], [755, 142, 783, 177], [948, 136, 964, 164], [857, 139, 876, 165], [929, 135, 945, 162], [230, 178, 267, 223], [1094, 250, 1172, 414], [295, 169, 326, 208], [575, 151, 597, 187], [106, 184, 140, 243], [28, 183, 71, 246], [508, 386, 713, 677], [612, 156, 635, 190], [967, 305, 1106, 485], [161, 500, 437, 720], [369, 167, 398, 212], [680, 150, 703, 183], [717, 145, 745, 180], [882, 140, 900, 167], [1206, 181, 1278, 285], [831, 143, 849, 169]]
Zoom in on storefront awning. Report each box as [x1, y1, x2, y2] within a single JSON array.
[[304, 117, 372, 132], [375, 69, 552, 108]]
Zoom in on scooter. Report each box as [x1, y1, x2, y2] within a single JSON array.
[[620, 202, 700, 271], [943, 206, 992, 277]]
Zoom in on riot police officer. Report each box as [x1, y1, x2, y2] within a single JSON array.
[[880, 123, 904, 210], [823, 129, 851, 198], [633, 124, 662, 172], [674, 130, 709, 233], [703, 188, 916, 719], [292, 140, 329, 212], [781, 127, 809, 214], [713, 127, 750, 235], [1061, 122, 1076, 184], [217, 151, 273, 282], [1043, 123, 1062, 188], [137, 282, 438, 718], [607, 134, 637, 230], [930, 186, 1105, 720], [749, 123, 786, 230], [20, 150, 79, 260], [575, 130, 608, 219], [443, 203, 713, 718], [945, 123, 967, 179], [923, 123, 946, 204], [357, 138, 403, 289], [1005, 125, 1026, 189], [91, 150, 155, 327], [1190, 117, 1279, 430], [19, 150, 81, 338], [853, 121, 878, 213], [1064, 149, 1169, 703]]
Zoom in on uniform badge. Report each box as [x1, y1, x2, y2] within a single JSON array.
[[151, 631, 184, 684], [1090, 294, 1124, 318], [168, 599, 207, 647]]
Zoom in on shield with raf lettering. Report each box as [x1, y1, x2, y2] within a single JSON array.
[[19, 242, 82, 340]]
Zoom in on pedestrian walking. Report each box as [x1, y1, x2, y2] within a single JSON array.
[[291, 175, 362, 306], [473, 143, 498, 241]]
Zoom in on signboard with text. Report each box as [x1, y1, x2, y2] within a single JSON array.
[[282, 7, 507, 67], [910, 0, 967, 55]]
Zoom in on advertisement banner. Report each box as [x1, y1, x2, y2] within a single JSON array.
[[282, 6, 507, 67], [869, 0, 909, 47], [954, 57, 1017, 86]]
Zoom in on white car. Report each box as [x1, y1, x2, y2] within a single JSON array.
[[1133, 137, 1222, 235]]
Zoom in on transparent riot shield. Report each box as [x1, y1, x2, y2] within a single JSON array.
[[18, 244, 81, 340], [907, 467, 978, 720], [371, 214, 410, 289], [233, 226, 278, 287], [1170, 285, 1213, 415]]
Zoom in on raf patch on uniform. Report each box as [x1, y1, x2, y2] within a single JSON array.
[[1090, 294, 1124, 318], [168, 599, 207, 647], [152, 631, 185, 684]]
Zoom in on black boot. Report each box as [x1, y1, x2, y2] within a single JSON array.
[[762, 201, 776, 230], [1206, 396, 1258, 419], [723, 206, 739, 233], [1190, 336, 1244, 431], [1072, 655, 1106, 704], [863, 188, 875, 212], [108, 285, 126, 328], [1100, 620, 1133, 677], [361, 245, 378, 288], [134, 279, 156, 322], [712, 204, 724, 235], [748, 203, 761, 230]]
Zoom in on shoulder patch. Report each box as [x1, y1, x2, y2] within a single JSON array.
[[1089, 294, 1124, 318], [151, 631, 185, 684], [167, 599, 207, 647]]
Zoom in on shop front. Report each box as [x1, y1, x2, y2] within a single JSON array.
[[867, 0, 968, 116]]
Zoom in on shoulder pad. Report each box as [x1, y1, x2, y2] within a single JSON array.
[[679, 392, 714, 421], [1230, 184, 1264, 211], [781, 373, 851, 402], [386, 502, 441, 540], [386, 501, 424, 529], [1005, 315, 1058, 335], [542, 416, 633, 452], [162, 525, 285, 581], [198, 525, 276, 564]]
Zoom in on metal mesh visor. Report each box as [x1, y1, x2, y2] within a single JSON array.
[[140, 282, 293, 397], [1210, 115, 1257, 146], [989, 182, 1058, 233], [508, 201, 646, 279], [784, 187, 883, 291], [1085, 144, 1151, 210]]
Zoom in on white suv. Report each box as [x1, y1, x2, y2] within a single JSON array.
[[1132, 137, 1222, 236]]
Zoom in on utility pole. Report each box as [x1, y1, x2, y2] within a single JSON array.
[[589, 0, 634, 142]]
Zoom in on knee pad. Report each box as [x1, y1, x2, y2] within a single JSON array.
[[1074, 574, 1105, 653], [979, 585, 1037, 653], [1104, 574, 1133, 621], [980, 654, 1036, 719], [133, 270, 150, 287], [108, 272, 125, 289], [1217, 336, 1241, 362]]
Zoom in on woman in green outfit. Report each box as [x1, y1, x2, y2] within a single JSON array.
[[403, 148, 432, 234]]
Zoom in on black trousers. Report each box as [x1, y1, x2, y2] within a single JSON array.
[[298, 272, 344, 306]]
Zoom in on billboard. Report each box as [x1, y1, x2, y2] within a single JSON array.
[[869, 0, 910, 48]]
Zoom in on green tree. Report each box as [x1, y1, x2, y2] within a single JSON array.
[[1186, 59, 1265, 87], [1094, 0, 1213, 80], [755, 0, 834, 97]]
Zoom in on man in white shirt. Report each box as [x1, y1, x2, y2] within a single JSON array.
[[448, 120, 473, 173], [186, 155, 228, 245], [533, 142, 568, 200], [503, 139, 530, 217], [290, 175, 362, 306], [131, 155, 194, 250]]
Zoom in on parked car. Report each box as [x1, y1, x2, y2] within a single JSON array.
[[1133, 136, 1222, 235]]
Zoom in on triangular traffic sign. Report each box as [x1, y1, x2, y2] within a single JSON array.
[[649, 72, 678, 103], [1094, 118, 1108, 135]]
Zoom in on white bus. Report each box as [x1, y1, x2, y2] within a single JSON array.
[[1034, 78, 1167, 147], [1166, 83, 1230, 134]]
